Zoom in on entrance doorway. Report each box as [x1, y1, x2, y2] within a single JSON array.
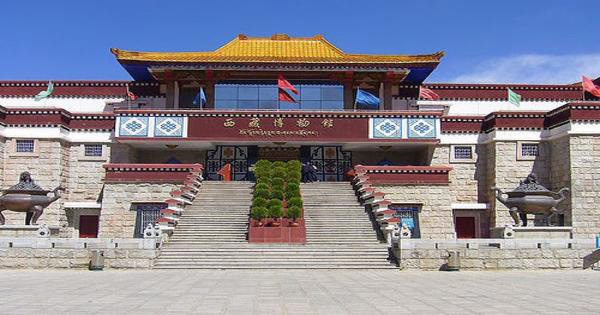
[[79, 215, 99, 238], [455, 216, 476, 239]]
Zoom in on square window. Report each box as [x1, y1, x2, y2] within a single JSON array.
[[454, 146, 473, 160], [521, 143, 539, 157], [16, 140, 35, 153], [84, 144, 103, 157]]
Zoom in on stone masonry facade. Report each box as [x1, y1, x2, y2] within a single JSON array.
[[99, 182, 177, 238]]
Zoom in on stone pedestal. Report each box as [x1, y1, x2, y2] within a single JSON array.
[[490, 226, 573, 239], [0, 225, 60, 238]]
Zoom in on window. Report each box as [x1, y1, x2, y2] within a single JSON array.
[[84, 144, 103, 157], [454, 146, 473, 159], [450, 144, 477, 163], [517, 141, 543, 160], [214, 81, 344, 110], [16, 140, 35, 153], [133, 203, 166, 238], [521, 143, 539, 157], [389, 204, 421, 238]]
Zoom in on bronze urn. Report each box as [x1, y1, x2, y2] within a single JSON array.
[[0, 172, 64, 225], [492, 173, 569, 226]]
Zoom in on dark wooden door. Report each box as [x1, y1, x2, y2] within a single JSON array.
[[79, 215, 99, 238], [455, 216, 476, 239]]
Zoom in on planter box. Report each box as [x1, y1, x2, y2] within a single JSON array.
[[248, 218, 306, 244]]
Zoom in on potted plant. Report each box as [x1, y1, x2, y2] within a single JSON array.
[[288, 206, 301, 227], [251, 206, 267, 226], [268, 198, 283, 227]]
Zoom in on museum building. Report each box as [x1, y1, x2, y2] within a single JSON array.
[[0, 34, 599, 245]]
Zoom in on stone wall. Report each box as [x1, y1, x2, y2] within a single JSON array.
[[488, 141, 549, 227], [0, 238, 158, 269], [66, 144, 108, 202], [396, 238, 596, 270], [431, 144, 489, 204], [1, 139, 69, 227], [99, 183, 177, 238], [569, 135, 600, 238], [548, 135, 572, 225], [375, 184, 455, 239]]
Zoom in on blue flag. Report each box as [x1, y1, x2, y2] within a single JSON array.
[[192, 87, 206, 108], [355, 88, 379, 108]]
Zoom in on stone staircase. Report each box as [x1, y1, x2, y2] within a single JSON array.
[[154, 181, 396, 269]]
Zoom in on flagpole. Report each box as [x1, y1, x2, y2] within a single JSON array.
[[581, 76, 586, 102]]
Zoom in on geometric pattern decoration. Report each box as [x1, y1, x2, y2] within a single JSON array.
[[407, 118, 436, 138], [119, 116, 149, 137], [372, 118, 402, 139], [154, 116, 184, 137]]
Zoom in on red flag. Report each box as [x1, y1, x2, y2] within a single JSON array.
[[126, 85, 137, 101], [278, 89, 297, 103], [278, 74, 298, 95], [419, 86, 440, 100], [217, 163, 232, 181], [582, 76, 600, 98]]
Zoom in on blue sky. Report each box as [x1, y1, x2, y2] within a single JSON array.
[[1, 0, 598, 83]]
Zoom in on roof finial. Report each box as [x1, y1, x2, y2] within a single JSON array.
[[271, 34, 290, 40]]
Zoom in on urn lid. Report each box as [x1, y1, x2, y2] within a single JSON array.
[[2, 172, 49, 195], [512, 173, 549, 192]]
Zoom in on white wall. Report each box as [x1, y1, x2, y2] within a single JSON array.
[[418, 100, 567, 116]]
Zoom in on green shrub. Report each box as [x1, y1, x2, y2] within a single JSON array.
[[255, 177, 270, 186], [287, 160, 301, 170], [255, 169, 271, 179], [254, 188, 270, 200], [255, 183, 269, 191], [268, 199, 282, 208], [286, 190, 301, 200], [255, 160, 272, 169], [271, 177, 284, 187], [288, 197, 303, 208], [287, 171, 301, 181], [268, 203, 283, 219], [272, 161, 286, 168], [252, 197, 268, 208], [271, 189, 284, 200], [287, 206, 301, 221], [251, 206, 267, 221], [286, 182, 299, 193], [273, 167, 287, 179], [287, 177, 300, 186]]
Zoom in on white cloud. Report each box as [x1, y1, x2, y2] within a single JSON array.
[[451, 54, 600, 84]]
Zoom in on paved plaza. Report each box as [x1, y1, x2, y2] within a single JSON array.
[[0, 270, 599, 314]]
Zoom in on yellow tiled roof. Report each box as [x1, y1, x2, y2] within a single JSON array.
[[111, 34, 444, 64]]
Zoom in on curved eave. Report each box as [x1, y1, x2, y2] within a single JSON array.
[[111, 48, 444, 64]]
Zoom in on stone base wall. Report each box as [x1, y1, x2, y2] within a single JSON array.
[[396, 239, 596, 270], [99, 183, 177, 238], [375, 184, 455, 239], [0, 238, 159, 269], [569, 136, 600, 238]]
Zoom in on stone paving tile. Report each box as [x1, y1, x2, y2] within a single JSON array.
[[0, 270, 599, 314]]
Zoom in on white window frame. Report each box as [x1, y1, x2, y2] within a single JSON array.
[[10, 139, 39, 157], [517, 141, 543, 161], [78, 144, 108, 161]]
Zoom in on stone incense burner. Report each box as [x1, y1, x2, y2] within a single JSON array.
[[0, 172, 64, 225], [492, 173, 569, 227]]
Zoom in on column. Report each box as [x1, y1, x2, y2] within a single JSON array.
[[165, 80, 175, 109], [343, 71, 354, 110], [383, 81, 393, 111]]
